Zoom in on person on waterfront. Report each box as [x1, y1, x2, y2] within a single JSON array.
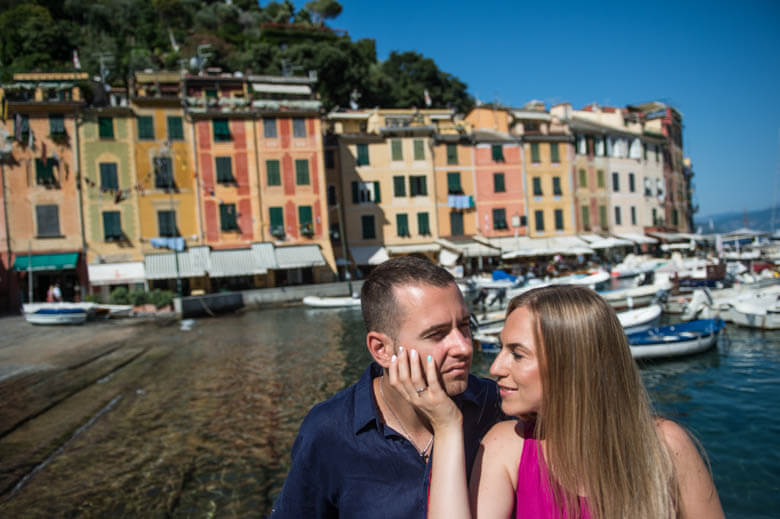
[[52, 283, 62, 302], [46, 284, 55, 303], [390, 284, 724, 519], [270, 256, 503, 518]]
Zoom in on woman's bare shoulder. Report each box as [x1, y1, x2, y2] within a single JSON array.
[[482, 419, 527, 457]]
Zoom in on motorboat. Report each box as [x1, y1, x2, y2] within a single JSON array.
[[302, 294, 361, 308], [23, 303, 89, 325], [619, 304, 662, 335], [627, 319, 726, 360]]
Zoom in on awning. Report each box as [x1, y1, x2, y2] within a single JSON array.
[[588, 237, 635, 249], [209, 249, 256, 278], [501, 236, 594, 259], [251, 83, 312, 95], [577, 234, 604, 243], [437, 238, 501, 258], [615, 232, 658, 244], [145, 246, 209, 279], [251, 242, 277, 273], [385, 243, 441, 255], [88, 262, 145, 286], [275, 245, 326, 269], [350, 246, 389, 266], [647, 231, 689, 243], [13, 252, 79, 271], [439, 248, 460, 267]]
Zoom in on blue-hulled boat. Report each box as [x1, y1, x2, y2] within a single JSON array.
[[627, 319, 726, 359]]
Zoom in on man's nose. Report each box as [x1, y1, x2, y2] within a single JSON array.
[[448, 327, 472, 355]]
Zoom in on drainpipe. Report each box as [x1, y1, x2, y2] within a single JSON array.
[[74, 111, 88, 297], [251, 113, 265, 242], [1, 163, 11, 267], [428, 135, 440, 244], [188, 112, 205, 243]]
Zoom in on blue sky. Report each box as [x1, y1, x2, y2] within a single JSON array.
[[297, 0, 780, 219]]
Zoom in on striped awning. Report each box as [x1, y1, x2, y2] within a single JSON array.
[[88, 262, 145, 285], [385, 243, 440, 255], [251, 242, 277, 273], [615, 233, 658, 244], [350, 246, 389, 266], [144, 246, 210, 279], [275, 245, 326, 269], [209, 249, 256, 278]]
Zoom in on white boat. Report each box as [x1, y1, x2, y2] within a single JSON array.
[[725, 297, 780, 330], [619, 304, 662, 335], [23, 303, 89, 325], [599, 279, 672, 310], [302, 295, 361, 308], [627, 319, 725, 360]]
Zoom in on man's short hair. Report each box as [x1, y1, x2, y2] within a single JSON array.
[[361, 256, 455, 340]]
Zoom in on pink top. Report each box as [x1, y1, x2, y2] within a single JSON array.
[[515, 435, 591, 519]]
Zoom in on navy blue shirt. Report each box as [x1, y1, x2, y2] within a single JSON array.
[[270, 363, 503, 519]]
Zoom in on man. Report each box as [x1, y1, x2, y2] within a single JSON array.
[[271, 256, 503, 518]]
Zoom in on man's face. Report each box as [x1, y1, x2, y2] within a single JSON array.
[[391, 282, 473, 396]]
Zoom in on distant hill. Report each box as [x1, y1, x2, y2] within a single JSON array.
[[694, 206, 780, 234]]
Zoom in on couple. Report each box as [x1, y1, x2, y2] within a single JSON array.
[[272, 257, 723, 518]]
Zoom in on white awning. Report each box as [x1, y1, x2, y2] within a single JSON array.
[[615, 232, 658, 244], [144, 246, 209, 279], [251, 83, 312, 95], [577, 234, 604, 243], [275, 244, 326, 269], [439, 248, 461, 267], [251, 242, 277, 272], [209, 249, 256, 278], [436, 238, 501, 258], [648, 231, 689, 242], [88, 262, 145, 286], [386, 243, 441, 254], [501, 236, 594, 259], [588, 237, 635, 249], [350, 246, 389, 266]]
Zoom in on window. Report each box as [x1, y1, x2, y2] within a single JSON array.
[[49, 115, 65, 136], [213, 118, 231, 142], [409, 176, 427, 196], [413, 139, 425, 160], [264, 118, 277, 138], [216, 156, 234, 183], [103, 211, 122, 241], [582, 206, 590, 231], [418, 212, 430, 235], [615, 206, 622, 226], [493, 208, 508, 230], [35, 158, 57, 186], [595, 137, 605, 156], [157, 210, 178, 237], [578, 169, 587, 188], [553, 177, 562, 196], [550, 143, 559, 163], [356, 143, 369, 166], [327, 185, 337, 206], [325, 149, 335, 169], [672, 209, 679, 226], [295, 159, 310, 185], [36, 204, 60, 237], [629, 173, 635, 193], [361, 214, 376, 239], [391, 139, 403, 161], [447, 144, 458, 165], [100, 162, 118, 190], [643, 142, 648, 161], [98, 116, 114, 139], [352, 181, 381, 203], [293, 118, 306, 138], [631, 206, 637, 225], [153, 157, 174, 188], [494, 173, 505, 193], [532, 177, 542, 196], [597, 170, 604, 188], [655, 145, 660, 162], [652, 208, 658, 225], [492, 144, 504, 162], [14, 114, 29, 141], [555, 209, 564, 231], [530, 143, 540, 163], [167, 116, 183, 140], [612, 172, 620, 192], [299, 206, 313, 235], [450, 211, 464, 236], [577, 135, 586, 154], [396, 213, 410, 237], [205, 89, 217, 99], [269, 207, 284, 237], [447, 172, 462, 194], [599, 205, 607, 228], [266, 160, 281, 186], [534, 210, 544, 232], [393, 175, 406, 197], [138, 116, 154, 140]]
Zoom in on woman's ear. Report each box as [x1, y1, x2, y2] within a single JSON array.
[[366, 331, 395, 368]]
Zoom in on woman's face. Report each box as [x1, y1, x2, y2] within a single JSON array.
[[489, 306, 543, 417]]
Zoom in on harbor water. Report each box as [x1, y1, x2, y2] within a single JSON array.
[[0, 306, 778, 518]]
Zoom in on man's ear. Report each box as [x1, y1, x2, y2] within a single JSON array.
[[366, 331, 395, 368]]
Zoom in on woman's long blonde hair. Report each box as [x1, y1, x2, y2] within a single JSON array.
[[507, 285, 679, 518]]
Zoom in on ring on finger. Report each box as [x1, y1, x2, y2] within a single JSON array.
[[415, 387, 427, 394]]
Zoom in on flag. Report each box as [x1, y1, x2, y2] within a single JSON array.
[[72, 50, 81, 70], [41, 141, 47, 167], [0, 96, 7, 122], [424, 89, 432, 107]]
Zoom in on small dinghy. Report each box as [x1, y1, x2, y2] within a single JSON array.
[[627, 319, 726, 360], [302, 295, 361, 308]]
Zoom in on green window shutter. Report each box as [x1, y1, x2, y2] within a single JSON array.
[[447, 144, 458, 165], [532, 177, 542, 196], [391, 139, 403, 161], [535, 210, 544, 231], [357, 143, 369, 165], [579, 169, 587, 187], [597, 170, 604, 188], [550, 143, 559, 163], [373, 181, 381, 203], [216, 156, 233, 183], [599, 205, 607, 227], [220, 204, 238, 231], [154, 157, 174, 188], [582, 206, 590, 230], [325, 150, 335, 169], [98, 116, 114, 139], [299, 205, 313, 235], [295, 159, 310, 185], [629, 173, 635, 192], [615, 206, 622, 226], [206, 89, 217, 98], [103, 211, 122, 241], [35, 159, 56, 185], [167, 116, 184, 140], [494, 173, 505, 193], [493, 208, 507, 230], [99, 163, 118, 190], [393, 175, 406, 197], [266, 160, 281, 186], [352, 181, 359, 203], [417, 212, 430, 235], [396, 213, 409, 236], [555, 209, 563, 230], [553, 177, 562, 196], [269, 207, 284, 236], [361, 214, 375, 239], [213, 118, 231, 141], [414, 139, 425, 160], [491, 144, 504, 162], [49, 115, 65, 136], [158, 210, 177, 237], [419, 176, 427, 196], [447, 172, 461, 194], [531, 143, 540, 163], [138, 116, 154, 140]]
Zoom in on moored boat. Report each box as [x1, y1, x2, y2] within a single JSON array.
[[627, 319, 725, 360], [302, 295, 361, 308], [23, 303, 89, 325]]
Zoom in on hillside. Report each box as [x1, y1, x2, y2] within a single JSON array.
[[694, 206, 780, 234]]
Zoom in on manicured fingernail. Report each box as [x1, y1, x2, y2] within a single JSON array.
[[391, 354, 397, 362], [427, 355, 433, 363], [410, 349, 417, 358], [399, 346, 404, 353]]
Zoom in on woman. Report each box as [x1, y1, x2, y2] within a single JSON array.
[[389, 285, 723, 518]]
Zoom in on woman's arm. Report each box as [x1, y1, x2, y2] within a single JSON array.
[[657, 420, 724, 519], [469, 421, 520, 519]]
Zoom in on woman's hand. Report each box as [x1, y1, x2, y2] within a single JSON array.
[[388, 347, 463, 433]]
